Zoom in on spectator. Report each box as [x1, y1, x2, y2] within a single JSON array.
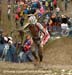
[[64, 0, 68, 11], [18, 35, 34, 62], [49, 13, 57, 32], [7, 5, 11, 20], [23, 35, 34, 61], [61, 15, 68, 23], [20, 16, 24, 26], [0, 29, 4, 44], [56, 6, 60, 16], [0, 30, 5, 57], [40, 5, 45, 15], [15, 13, 20, 27], [2, 37, 9, 61], [22, 14, 47, 63], [5, 40, 17, 62], [53, 0, 57, 8], [49, 1, 54, 11]]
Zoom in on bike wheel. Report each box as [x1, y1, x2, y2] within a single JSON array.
[[61, 29, 69, 37]]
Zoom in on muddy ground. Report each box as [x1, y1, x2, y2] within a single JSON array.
[[0, 37, 72, 75]]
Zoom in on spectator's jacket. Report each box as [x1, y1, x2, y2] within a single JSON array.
[[23, 39, 32, 52], [53, 0, 57, 5]]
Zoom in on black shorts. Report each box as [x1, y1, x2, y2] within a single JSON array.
[[32, 37, 41, 46]]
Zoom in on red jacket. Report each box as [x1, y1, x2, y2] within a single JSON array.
[[23, 39, 32, 52], [53, 0, 57, 5]]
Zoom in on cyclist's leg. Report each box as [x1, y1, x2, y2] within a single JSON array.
[[37, 44, 43, 62]]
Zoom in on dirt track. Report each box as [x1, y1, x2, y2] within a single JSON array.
[[44, 37, 72, 65], [0, 37, 72, 75]]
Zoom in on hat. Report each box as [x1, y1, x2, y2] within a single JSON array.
[[8, 36, 12, 41], [8, 40, 13, 44], [4, 37, 8, 42]]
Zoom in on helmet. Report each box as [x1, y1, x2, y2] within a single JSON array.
[[28, 14, 37, 24]]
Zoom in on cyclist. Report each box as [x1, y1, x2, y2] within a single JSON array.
[[22, 14, 47, 64]]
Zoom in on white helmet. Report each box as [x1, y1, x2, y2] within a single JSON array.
[[28, 14, 37, 24]]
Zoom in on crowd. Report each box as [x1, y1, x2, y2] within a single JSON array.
[[0, 0, 72, 63]]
